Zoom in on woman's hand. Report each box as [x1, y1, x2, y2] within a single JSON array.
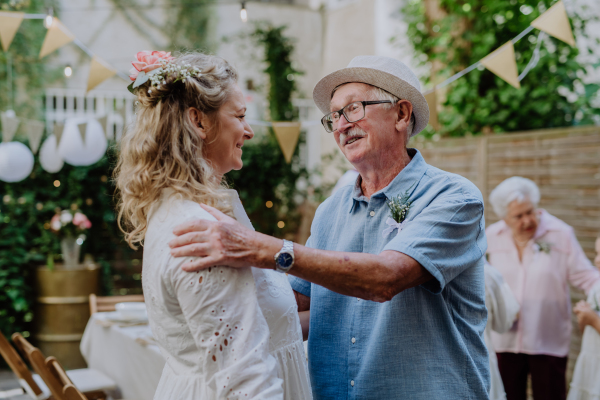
[[573, 300, 600, 333], [169, 204, 282, 272]]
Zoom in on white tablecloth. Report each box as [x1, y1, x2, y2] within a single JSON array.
[[80, 313, 165, 400]]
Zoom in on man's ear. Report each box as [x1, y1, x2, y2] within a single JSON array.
[[394, 100, 413, 132], [188, 107, 208, 140]]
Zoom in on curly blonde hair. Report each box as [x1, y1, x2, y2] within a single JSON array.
[[115, 52, 237, 249]]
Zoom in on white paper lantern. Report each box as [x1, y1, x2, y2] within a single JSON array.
[[0, 142, 35, 182], [58, 117, 107, 166], [39, 134, 64, 173]]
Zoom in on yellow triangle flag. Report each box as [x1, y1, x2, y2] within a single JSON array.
[[97, 115, 110, 139], [0, 12, 24, 51], [77, 122, 87, 145], [54, 122, 65, 147], [39, 19, 74, 58], [480, 41, 521, 89], [272, 122, 302, 164], [531, 1, 575, 47], [424, 90, 440, 130], [1, 112, 20, 142], [22, 119, 45, 154], [87, 56, 117, 92]]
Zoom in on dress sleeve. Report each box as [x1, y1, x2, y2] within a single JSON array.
[[566, 229, 600, 295], [164, 203, 283, 399], [383, 197, 486, 294], [484, 264, 520, 334]]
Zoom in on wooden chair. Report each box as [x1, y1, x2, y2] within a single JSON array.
[[46, 357, 86, 400], [12, 333, 116, 400], [0, 332, 46, 399], [89, 294, 144, 315]]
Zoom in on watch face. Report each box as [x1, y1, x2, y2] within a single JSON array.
[[277, 253, 294, 268]]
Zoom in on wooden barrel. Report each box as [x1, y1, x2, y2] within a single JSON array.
[[34, 265, 99, 369]]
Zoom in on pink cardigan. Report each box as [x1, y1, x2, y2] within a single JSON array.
[[486, 209, 600, 357]]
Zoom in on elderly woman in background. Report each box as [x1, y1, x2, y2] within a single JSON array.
[[486, 176, 600, 400]]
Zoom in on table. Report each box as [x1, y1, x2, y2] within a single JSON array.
[[80, 313, 165, 400]]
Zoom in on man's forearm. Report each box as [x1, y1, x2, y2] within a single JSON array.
[[249, 232, 432, 302]]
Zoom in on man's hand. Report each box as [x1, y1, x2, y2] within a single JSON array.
[[169, 204, 276, 272]]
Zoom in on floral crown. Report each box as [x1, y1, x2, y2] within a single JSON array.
[[127, 50, 204, 95]]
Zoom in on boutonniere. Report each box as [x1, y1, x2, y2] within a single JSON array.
[[534, 241, 552, 254], [382, 186, 413, 238]]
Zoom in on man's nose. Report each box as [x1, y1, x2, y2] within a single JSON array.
[[336, 113, 353, 133]]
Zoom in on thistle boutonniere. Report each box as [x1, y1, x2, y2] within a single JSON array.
[[382, 186, 413, 238], [534, 240, 552, 254]]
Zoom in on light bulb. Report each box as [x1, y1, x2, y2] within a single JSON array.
[[64, 65, 73, 78], [240, 2, 248, 23], [44, 8, 54, 28]]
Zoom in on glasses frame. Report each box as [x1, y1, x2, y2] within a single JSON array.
[[321, 100, 394, 133]]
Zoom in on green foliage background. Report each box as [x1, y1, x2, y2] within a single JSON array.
[[401, 0, 600, 137], [227, 24, 307, 238]]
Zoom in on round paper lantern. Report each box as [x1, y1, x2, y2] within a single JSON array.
[[0, 142, 35, 182], [58, 117, 107, 166], [39, 134, 64, 173]]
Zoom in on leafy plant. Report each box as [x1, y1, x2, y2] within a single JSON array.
[[227, 24, 307, 238], [400, 0, 600, 137]]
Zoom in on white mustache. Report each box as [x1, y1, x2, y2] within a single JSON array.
[[339, 127, 367, 145]]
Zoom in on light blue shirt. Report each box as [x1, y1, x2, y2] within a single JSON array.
[[289, 149, 490, 400]]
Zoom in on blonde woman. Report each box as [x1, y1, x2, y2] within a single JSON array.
[[115, 51, 311, 400]]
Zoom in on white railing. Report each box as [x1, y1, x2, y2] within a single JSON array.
[[44, 88, 135, 141]]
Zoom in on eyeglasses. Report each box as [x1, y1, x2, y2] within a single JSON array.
[[320, 100, 393, 133]]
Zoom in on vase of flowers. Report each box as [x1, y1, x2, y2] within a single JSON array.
[[49, 209, 92, 269]]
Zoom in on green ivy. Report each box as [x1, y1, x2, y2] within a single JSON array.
[[227, 24, 307, 238], [400, 0, 600, 137]]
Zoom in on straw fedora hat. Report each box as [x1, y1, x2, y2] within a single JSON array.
[[313, 55, 430, 136]]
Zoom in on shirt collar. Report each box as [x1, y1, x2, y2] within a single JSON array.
[[349, 148, 428, 212]]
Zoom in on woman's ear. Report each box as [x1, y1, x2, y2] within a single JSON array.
[[188, 107, 208, 140], [394, 100, 413, 132]]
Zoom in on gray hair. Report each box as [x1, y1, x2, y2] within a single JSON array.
[[489, 177, 540, 218], [331, 83, 415, 141]]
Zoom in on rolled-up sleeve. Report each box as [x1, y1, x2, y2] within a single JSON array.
[[383, 198, 486, 294], [288, 236, 312, 297]]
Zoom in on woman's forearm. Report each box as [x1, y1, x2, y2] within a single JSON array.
[[299, 311, 310, 341]]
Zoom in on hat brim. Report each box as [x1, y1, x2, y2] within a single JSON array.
[[313, 67, 430, 136]]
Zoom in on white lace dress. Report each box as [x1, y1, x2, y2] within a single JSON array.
[[567, 284, 600, 400], [142, 189, 311, 400]]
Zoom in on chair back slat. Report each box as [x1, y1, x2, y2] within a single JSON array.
[[12, 333, 65, 400], [89, 294, 144, 314], [46, 357, 87, 400], [0, 333, 44, 397]]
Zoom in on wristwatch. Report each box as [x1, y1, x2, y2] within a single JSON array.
[[274, 239, 295, 273]]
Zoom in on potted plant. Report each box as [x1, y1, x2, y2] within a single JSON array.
[[48, 209, 92, 269]]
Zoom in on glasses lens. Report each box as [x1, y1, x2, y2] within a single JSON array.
[[343, 102, 365, 123], [322, 113, 337, 132]]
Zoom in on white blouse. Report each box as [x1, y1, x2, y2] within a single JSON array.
[[484, 263, 520, 400], [142, 189, 311, 400]]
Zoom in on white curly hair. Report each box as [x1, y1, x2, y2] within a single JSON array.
[[489, 176, 540, 219]]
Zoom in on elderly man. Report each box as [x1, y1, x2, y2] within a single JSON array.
[[168, 56, 490, 399]]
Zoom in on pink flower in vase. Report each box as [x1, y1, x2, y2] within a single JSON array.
[[50, 214, 61, 231], [73, 212, 92, 230]]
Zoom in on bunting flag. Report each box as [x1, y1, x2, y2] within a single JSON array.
[[0, 11, 24, 51], [272, 122, 302, 164], [480, 41, 521, 89], [87, 56, 117, 92], [97, 115, 109, 139], [39, 19, 74, 59], [22, 119, 45, 154], [531, 0, 575, 47], [53, 122, 65, 147], [77, 122, 87, 145], [1, 112, 20, 142], [424, 90, 440, 131]]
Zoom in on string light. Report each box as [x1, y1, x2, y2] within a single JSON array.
[[265, 201, 273, 208], [64, 65, 73, 78], [53, 180, 60, 187], [277, 221, 285, 228], [240, 2, 247, 23], [43, 7, 54, 29]]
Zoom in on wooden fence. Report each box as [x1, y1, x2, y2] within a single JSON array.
[[415, 124, 600, 384], [416, 125, 600, 259]]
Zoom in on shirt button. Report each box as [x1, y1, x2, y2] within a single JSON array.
[[369, 211, 375, 217], [351, 337, 356, 344], [351, 380, 355, 387], [357, 298, 360, 301]]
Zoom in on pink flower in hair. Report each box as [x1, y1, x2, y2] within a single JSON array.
[[130, 50, 174, 80]]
